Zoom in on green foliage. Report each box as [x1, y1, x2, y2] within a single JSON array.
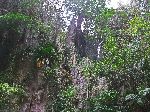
[[20, 0, 40, 9], [61, 86, 76, 98], [84, 6, 150, 112], [0, 12, 30, 30], [96, 8, 115, 23], [53, 86, 76, 112], [0, 83, 25, 110], [92, 11, 150, 74], [79, 57, 95, 77], [89, 90, 119, 112], [1, 0, 150, 111], [34, 43, 59, 67], [0, 83, 24, 95], [128, 16, 150, 36], [0, 12, 52, 34], [125, 88, 150, 111], [35, 43, 57, 58], [0, 12, 30, 22]]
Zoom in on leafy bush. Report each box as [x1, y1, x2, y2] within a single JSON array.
[[34, 43, 59, 70], [0, 83, 25, 110], [125, 88, 150, 111], [52, 86, 77, 112], [88, 90, 119, 112]]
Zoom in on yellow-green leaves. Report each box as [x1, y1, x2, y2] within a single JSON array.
[[0, 83, 24, 95], [128, 16, 150, 36], [105, 36, 117, 53]]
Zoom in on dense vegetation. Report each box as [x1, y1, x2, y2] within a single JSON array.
[[0, 0, 150, 112]]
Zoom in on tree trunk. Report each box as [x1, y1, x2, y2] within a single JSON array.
[[19, 69, 48, 112], [75, 13, 86, 58]]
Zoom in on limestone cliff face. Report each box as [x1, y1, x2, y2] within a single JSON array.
[[67, 13, 103, 61]]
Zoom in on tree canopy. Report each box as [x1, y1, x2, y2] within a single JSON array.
[[0, 0, 150, 112]]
